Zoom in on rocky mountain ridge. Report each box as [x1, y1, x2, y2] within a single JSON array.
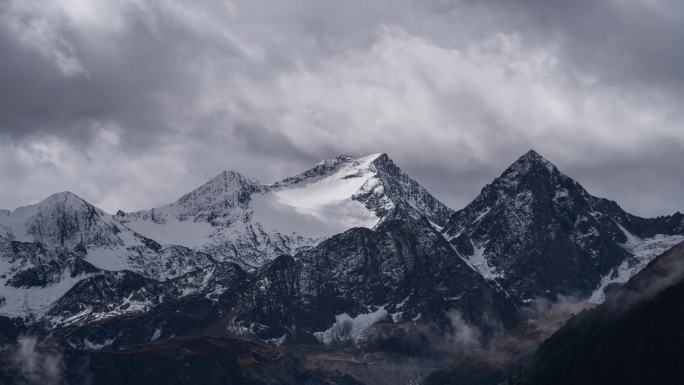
[[444, 150, 684, 303], [1, 150, 683, 379]]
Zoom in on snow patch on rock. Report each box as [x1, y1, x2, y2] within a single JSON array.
[[314, 306, 389, 344], [589, 224, 684, 303], [464, 240, 503, 280]]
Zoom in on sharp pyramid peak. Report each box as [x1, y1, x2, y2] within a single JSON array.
[[7, 190, 105, 225], [43, 191, 86, 201], [193, 170, 262, 191], [177, 170, 261, 202], [503, 149, 560, 177], [517, 149, 553, 165], [33, 191, 97, 211], [213, 170, 255, 182], [522, 148, 543, 158], [476, 149, 582, 201]]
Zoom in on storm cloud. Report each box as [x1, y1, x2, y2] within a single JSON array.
[[0, 0, 682, 216]]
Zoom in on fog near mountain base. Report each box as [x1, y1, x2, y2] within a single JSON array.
[[10, 336, 64, 385], [250, 191, 378, 238], [609, 241, 684, 311], [445, 311, 483, 353], [438, 296, 592, 367]]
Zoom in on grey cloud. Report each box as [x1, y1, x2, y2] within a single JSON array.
[[11, 336, 63, 385], [0, 0, 682, 217], [0, 0, 248, 147], [518, 0, 684, 90], [562, 139, 684, 217]]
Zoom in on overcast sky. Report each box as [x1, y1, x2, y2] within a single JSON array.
[[1, 0, 683, 217]]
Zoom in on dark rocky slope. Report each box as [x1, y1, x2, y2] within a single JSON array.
[[443, 150, 684, 302], [515, 241, 684, 385], [234, 217, 520, 343]]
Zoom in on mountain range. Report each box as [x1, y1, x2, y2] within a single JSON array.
[[1, 150, 682, 385]]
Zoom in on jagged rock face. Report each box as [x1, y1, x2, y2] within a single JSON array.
[[43, 294, 225, 350], [358, 153, 453, 227], [0, 242, 101, 318], [234, 218, 519, 342], [443, 150, 684, 302], [199, 224, 312, 272], [44, 269, 159, 326], [7, 256, 98, 289], [165, 261, 249, 298], [590, 198, 684, 237], [41, 262, 251, 349], [0, 241, 94, 288], [0, 238, 214, 318], [124, 245, 215, 281], [0, 243, 166, 327]]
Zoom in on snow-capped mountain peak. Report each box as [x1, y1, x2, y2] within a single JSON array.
[[492, 149, 567, 191], [114, 153, 453, 269], [261, 153, 389, 231], [0, 191, 122, 248], [171, 170, 264, 222], [443, 150, 684, 303], [37, 191, 96, 208], [3, 149, 684, 361], [510, 149, 555, 172], [177, 170, 261, 203], [258, 152, 453, 233], [21, 191, 103, 220]]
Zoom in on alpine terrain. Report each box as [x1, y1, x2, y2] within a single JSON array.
[[1, 150, 682, 385]]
